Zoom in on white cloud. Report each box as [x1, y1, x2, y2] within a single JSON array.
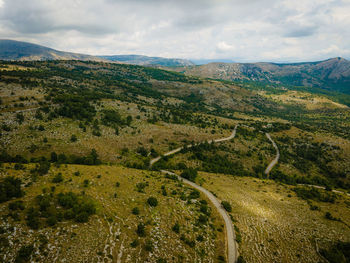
[[0, 0, 349, 62]]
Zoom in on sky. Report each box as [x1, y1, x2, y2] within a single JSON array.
[[0, 0, 349, 62]]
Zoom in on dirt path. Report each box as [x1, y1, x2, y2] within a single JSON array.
[[264, 133, 279, 176], [150, 125, 238, 166], [150, 125, 239, 263]]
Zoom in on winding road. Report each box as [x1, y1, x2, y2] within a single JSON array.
[[150, 125, 239, 263], [150, 125, 238, 166], [264, 133, 280, 177]]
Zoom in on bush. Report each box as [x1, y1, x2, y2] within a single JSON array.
[[8, 201, 25, 211], [145, 240, 153, 252], [180, 168, 197, 182], [52, 173, 63, 183], [172, 222, 180, 233], [188, 189, 200, 199], [70, 134, 77, 142], [130, 239, 139, 248], [221, 201, 232, 212], [0, 176, 23, 203], [136, 223, 146, 237], [15, 244, 34, 263], [132, 207, 140, 215], [293, 187, 336, 203], [320, 241, 350, 263], [147, 197, 158, 207]]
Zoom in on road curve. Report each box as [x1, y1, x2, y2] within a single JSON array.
[[150, 125, 238, 166], [161, 170, 238, 263], [150, 125, 239, 263], [264, 133, 280, 176]]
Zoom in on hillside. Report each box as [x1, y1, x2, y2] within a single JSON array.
[[170, 57, 350, 94], [100, 54, 194, 67], [1, 60, 350, 263], [0, 40, 103, 61]]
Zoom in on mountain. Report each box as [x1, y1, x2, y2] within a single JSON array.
[[100, 54, 195, 67], [0, 39, 103, 61], [171, 57, 350, 94]]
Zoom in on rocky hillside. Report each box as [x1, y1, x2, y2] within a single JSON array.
[[171, 57, 350, 94]]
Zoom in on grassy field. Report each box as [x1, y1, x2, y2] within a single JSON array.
[[0, 164, 226, 263], [199, 172, 350, 263]]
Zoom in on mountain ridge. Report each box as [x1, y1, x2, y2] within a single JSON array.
[[169, 57, 350, 94]]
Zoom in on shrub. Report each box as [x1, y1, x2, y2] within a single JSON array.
[[188, 189, 200, 199], [320, 241, 350, 263], [136, 223, 146, 237], [50, 152, 58, 162], [172, 222, 180, 233], [8, 201, 25, 211], [36, 160, 51, 176], [136, 182, 147, 192], [132, 207, 140, 215], [70, 134, 77, 142], [52, 173, 63, 183], [180, 168, 197, 182], [15, 244, 34, 263], [0, 176, 23, 203], [130, 239, 139, 248], [145, 240, 153, 252], [147, 197, 158, 207], [293, 187, 336, 203], [221, 201, 232, 212]]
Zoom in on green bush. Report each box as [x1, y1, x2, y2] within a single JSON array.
[[172, 222, 180, 233], [132, 207, 140, 215], [136, 223, 146, 237], [15, 244, 34, 263], [0, 176, 23, 203], [52, 173, 63, 183], [180, 168, 197, 182], [9, 201, 25, 211], [147, 197, 158, 207], [221, 201, 232, 212]]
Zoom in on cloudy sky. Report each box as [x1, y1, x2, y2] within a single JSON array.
[[0, 0, 349, 62]]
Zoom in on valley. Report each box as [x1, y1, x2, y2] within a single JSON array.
[[1, 59, 350, 263]]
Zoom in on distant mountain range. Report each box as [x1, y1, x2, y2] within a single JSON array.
[[99, 55, 194, 67], [1, 39, 349, 93], [171, 58, 350, 94], [0, 39, 194, 66]]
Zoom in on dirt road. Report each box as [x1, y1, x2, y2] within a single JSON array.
[[264, 133, 279, 176], [150, 125, 239, 263]]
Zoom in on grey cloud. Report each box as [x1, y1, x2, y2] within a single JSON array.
[[284, 26, 318, 38], [0, 0, 349, 62]]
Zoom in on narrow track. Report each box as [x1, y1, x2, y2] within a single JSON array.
[[150, 125, 239, 263], [264, 133, 279, 176]]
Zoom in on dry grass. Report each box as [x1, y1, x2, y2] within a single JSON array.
[[200, 172, 350, 263], [260, 90, 348, 110], [0, 164, 226, 262]]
